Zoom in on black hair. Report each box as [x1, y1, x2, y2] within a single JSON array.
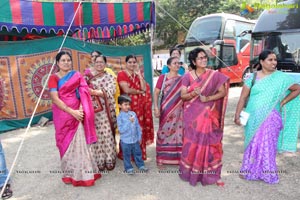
[[169, 47, 181, 56], [91, 50, 102, 56], [188, 47, 208, 70], [167, 56, 178, 66], [256, 49, 276, 70], [95, 55, 107, 63], [118, 94, 132, 104], [55, 51, 72, 63], [125, 55, 137, 62]]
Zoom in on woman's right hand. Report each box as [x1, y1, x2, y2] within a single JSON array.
[[154, 108, 160, 118], [234, 115, 241, 126], [194, 87, 201, 95], [69, 108, 84, 121]]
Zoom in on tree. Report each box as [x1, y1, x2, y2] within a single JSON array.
[[153, 0, 274, 50]]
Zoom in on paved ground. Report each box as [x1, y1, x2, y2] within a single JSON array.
[[1, 86, 300, 200]]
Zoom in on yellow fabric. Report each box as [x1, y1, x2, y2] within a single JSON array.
[[105, 68, 120, 135]]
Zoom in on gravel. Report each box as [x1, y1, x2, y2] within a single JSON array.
[[1, 86, 300, 200]]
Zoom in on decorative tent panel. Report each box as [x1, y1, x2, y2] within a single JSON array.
[[0, 36, 152, 132], [0, 0, 155, 40]]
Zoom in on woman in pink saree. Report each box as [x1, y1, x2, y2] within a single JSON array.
[[179, 48, 229, 186], [48, 51, 100, 186]]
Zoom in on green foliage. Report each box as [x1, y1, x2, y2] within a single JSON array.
[[154, 0, 265, 50], [103, 30, 151, 46]]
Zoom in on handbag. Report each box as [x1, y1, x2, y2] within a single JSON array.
[[158, 74, 167, 109], [91, 95, 103, 113], [85, 72, 104, 113]]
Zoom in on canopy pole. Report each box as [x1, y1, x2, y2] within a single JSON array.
[[150, 0, 156, 91], [0, 1, 83, 197]]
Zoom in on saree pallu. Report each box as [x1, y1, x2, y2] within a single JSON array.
[[52, 71, 100, 186], [156, 75, 183, 165], [241, 71, 298, 184], [117, 70, 154, 160], [84, 70, 117, 171], [179, 70, 229, 186]]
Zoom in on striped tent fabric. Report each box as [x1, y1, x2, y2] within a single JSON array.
[[0, 0, 155, 41]]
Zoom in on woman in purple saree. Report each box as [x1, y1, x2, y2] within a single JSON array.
[[179, 48, 229, 186], [48, 51, 100, 186]]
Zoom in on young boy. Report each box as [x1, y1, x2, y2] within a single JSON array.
[[117, 95, 148, 175]]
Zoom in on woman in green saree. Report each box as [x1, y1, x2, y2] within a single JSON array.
[[235, 50, 300, 184]]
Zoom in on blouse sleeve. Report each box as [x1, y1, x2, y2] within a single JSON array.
[[155, 75, 165, 90], [48, 74, 59, 92], [161, 65, 169, 74], [244, 73, 255, 88], [117, 71, 128, 84]]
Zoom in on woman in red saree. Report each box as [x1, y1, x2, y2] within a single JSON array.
[[154, 56, 183, 167], [48, 51, 100, 186], [179, 48, 229, 186], [117, 55, 154, 160]]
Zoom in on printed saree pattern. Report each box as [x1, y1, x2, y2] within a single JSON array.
[[156, 75, 183, 165], [179, 70, 229, 186]]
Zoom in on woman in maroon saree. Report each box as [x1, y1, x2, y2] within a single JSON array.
[[179, 48, 229, 186], [48, 51, 100, 186]]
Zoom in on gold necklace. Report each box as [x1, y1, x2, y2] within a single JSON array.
[[126, 70, 135, 80]]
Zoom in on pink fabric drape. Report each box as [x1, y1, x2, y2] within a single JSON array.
[[53, 71, 97, 158]]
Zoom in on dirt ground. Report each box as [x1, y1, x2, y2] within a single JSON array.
[[1, 86, 300, 200]]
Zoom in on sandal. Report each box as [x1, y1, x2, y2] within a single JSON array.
[[1, 184, 13, 199], [216, 180, 225, 187]]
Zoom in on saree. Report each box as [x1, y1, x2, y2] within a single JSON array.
[[179, 70, 229, 186], [241, 70, 299, 184], [156, 75, 183, 165], [117, 70, 154, 160], [49, 70, 100, 186], [84, 69, 117, 171]]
